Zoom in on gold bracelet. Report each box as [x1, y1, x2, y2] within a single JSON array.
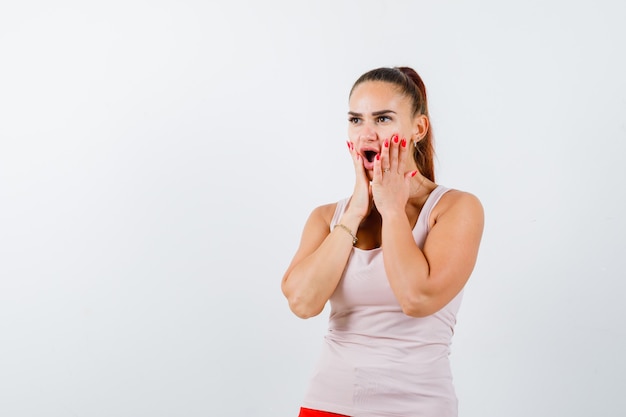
[[335, 223, 358, 246]]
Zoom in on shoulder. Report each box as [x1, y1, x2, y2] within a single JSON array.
[[440, 188, 482, 208], [307, 201, 340, 227], [295, 201, 341, 250], [431, 188, 484, 226], [312, 201, 339, 216]]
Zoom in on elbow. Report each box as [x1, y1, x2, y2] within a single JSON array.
[[401, 304, 432, 318], [287, 295, 324, 319], [399, 293, 437, 318], [281, 273, 325, 319], [282, 283, 324, 319]]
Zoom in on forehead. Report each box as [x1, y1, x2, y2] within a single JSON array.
[[349, 81, 410, 111]]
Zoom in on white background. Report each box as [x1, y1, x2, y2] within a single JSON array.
[[1, 1, 625, 416]]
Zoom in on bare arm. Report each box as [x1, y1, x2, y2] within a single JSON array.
[[381, 191, 484, 317], [282, 141, 373, 319], [280, 204, 363, 319]]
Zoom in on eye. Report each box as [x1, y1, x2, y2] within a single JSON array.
[[376, 115, 391, 123], [348, 117, 361, 125]]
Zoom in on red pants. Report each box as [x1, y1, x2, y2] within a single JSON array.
[[298, 407, 350, 417]]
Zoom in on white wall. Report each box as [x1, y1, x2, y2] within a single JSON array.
[[1, 1, 625, 416]]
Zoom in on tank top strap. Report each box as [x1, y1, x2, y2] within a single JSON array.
[[331, 186, 450, 234], [417, 185, 451, 232], [330, 197, 350, 231]]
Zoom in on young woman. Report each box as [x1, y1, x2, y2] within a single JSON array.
[[281, 66, 484, 417]]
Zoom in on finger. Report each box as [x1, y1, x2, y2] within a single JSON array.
[[373, 151, 383, 183], [347, 141, 364, 174], [353, 155, 370, 194], [398, 137, 408, 174], [354, 153, 369, 183], [389, 133, 400, 173], [346, 140, 355, 164], [380, 137, 391, 173], [347, 140, 357, 162]]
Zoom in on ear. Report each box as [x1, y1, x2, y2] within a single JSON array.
[[412, 114, 429, 142]]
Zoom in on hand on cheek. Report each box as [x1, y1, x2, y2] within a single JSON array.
[[372, 134, 416, 215], [346, 140, 373, 219]]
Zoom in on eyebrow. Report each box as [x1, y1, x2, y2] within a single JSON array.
[[348, 110, 397, 117]]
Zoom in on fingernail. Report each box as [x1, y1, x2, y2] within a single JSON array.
[[384, 140, 389, 148], [376, 153, 380, 161], [393, 135, 399, 143], [346, 141, 351, 149], [411, 170, 417, 177], [401, 139, 406, 147]]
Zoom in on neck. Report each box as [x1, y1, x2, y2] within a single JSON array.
[[409, 173, 432, 200]]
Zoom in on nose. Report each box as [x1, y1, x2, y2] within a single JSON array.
[[360, 123, 378, 142]]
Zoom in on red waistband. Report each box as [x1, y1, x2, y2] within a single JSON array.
[[298, 407, 350, 417]]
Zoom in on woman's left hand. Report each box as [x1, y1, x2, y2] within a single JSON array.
[[372, 134, 416, 216]]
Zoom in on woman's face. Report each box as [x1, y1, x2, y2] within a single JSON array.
[[348, 81, 422, 176]]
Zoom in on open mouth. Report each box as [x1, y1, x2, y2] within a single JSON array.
[[363, 150, 378, 163]]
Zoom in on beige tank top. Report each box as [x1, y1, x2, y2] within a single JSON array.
[[301, 185, 462, 417]]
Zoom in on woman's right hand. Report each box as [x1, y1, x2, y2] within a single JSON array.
[[346, 141, 372, 221], [280, 142, 371, 318]]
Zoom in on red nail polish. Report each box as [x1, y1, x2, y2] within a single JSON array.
[[411, 170, 417, 177], [384, 140, 389, 148], [346, 141, 351, 149], [401, 139, 406, 147], [393, 135, 399, 143], [376, 153, 380, 161]]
